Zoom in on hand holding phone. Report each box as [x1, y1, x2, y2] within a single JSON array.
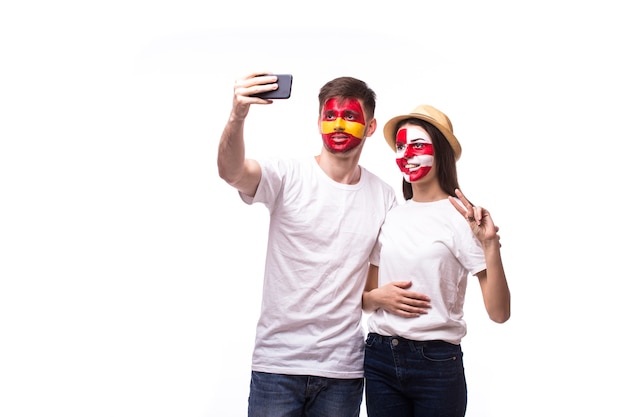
[[251, 74, 293, 99]]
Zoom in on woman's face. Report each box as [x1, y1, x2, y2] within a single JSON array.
[[395, 123, 434, 183]]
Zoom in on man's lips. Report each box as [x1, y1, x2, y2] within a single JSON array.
[[328, 135, 355, 147]]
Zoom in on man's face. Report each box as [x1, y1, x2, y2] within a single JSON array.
[[395, 124, 434, 182], [319, 98, 367, 153]]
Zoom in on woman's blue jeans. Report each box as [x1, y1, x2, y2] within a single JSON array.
[[364, 333, 467, 417], [247, 371, 363, 417]]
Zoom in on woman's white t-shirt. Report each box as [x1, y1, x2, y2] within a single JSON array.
[[368, 198, 486, 345]]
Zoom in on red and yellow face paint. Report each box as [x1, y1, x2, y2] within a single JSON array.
[[395, 126, 434, 182], [319, 98, 367, 153]]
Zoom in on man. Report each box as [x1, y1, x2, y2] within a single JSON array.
[[217, 72, 397, 417]]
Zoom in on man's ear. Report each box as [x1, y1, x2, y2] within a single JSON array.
[[366, 118, 377, 137]]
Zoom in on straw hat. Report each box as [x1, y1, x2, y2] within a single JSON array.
[[382, 104, 462, 160]]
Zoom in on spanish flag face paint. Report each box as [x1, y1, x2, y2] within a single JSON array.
[[319, 98, 367, 153], [395, 125, 434, 183]]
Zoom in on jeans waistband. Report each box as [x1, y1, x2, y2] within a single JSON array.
[[367, 333, 458, 349]]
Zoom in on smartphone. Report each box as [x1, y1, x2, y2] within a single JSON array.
[[251, 74, 293, 99]]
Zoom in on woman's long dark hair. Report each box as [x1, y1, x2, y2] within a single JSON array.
[[397, 118, 460, 201]]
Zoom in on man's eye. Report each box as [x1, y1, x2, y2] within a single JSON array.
[[324, 112, 337, 120]]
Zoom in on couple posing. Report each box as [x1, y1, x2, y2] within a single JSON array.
[[217, 72, 511, 417]]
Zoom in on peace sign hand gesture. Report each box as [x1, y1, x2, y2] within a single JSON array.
[[448, 188, 501, 247]]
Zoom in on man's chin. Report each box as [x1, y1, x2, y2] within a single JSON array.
[[323, 142, 360, 154]]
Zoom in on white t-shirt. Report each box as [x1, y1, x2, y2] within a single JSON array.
[[368, 198, 486, 345], [241, 156, 397, 378]]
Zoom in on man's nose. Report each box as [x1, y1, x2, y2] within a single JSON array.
[[333, 118, 346, 131]]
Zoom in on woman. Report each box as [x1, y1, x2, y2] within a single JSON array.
[[363, 104, 511, 417]]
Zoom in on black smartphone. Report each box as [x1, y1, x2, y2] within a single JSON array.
[[251, 74, 293, 99]]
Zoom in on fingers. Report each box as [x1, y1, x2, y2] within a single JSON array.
[[236, 73, 276, 90], [380, 282, 431, 318], [470, 205, 483, 225], [392, 282, 430, 302], [394, 302, 430, 318], [448, 195, 467, 218], [393, 280, 413, 289], [234, 72, 278, 102], [398, 297, 430, 317], [449, 189, 476, 223], [454, 188, 471, 209], [398, 291, 431, 317], [452, 189, 492, 226]]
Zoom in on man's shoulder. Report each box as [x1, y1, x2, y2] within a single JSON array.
[[360, 166, 393, 188], [258, 155, 312, 170]]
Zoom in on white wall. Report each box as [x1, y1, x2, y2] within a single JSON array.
[[2, 1, 624, 416]]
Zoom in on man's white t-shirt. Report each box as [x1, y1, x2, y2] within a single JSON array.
[[241, 156, 397, 378]]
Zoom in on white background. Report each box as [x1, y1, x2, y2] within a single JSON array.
[[1, 1, 625, 416]]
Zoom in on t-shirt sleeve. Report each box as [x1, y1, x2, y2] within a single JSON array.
[[239, 157, 285, 208]]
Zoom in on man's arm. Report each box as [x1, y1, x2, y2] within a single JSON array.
[[217, 113, 262, 197], [217, 72, 280, 197], [362, 264, 431, 317]]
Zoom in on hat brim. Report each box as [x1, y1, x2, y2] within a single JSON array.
[[383, 114, 462, 160]]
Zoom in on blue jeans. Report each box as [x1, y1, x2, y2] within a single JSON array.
[[248, 371, 363, 417], [364, 333, 467, 417]]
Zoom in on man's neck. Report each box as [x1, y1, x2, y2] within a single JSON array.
[[315, 151, 362, 184]]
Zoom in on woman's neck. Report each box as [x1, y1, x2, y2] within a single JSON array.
[[410, 182, 448, 202]]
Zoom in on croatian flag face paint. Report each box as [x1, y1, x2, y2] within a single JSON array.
[[395, 126, 434, 182], [320, 98, 367, 153]]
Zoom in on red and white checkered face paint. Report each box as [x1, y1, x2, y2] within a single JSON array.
[[395, 126, 434, 183]]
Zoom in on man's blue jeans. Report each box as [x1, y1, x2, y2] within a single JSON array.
[[364, 333, 467, 417], [247, 371, 363, 417]]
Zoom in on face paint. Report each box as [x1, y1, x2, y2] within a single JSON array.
[[395, 126, 434, 182], [320, 98, 367, 153]]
